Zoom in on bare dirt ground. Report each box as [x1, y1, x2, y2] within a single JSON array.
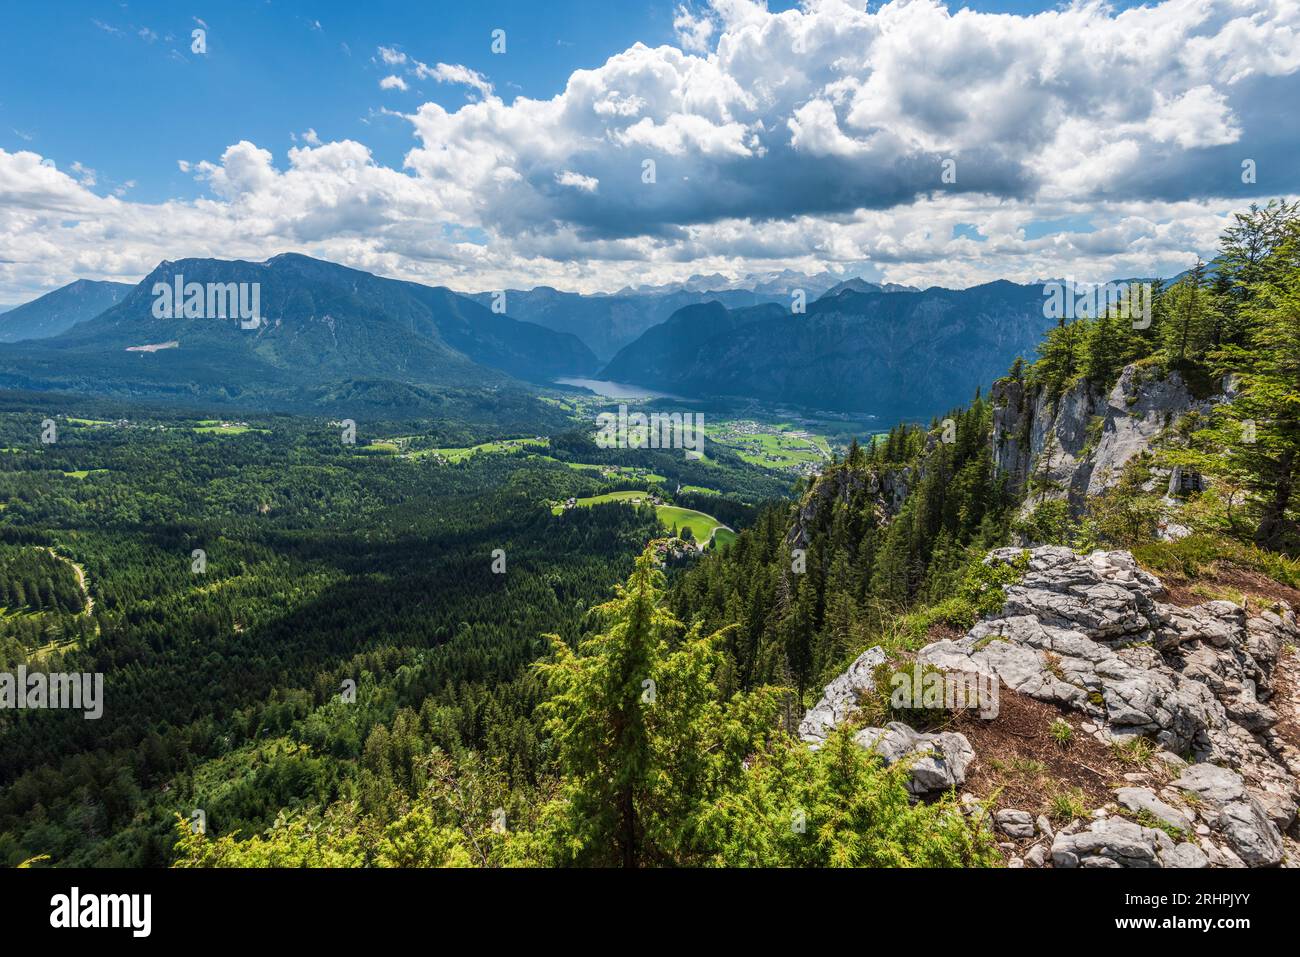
[[1160, 560, 1300, 610], [952, 688, 1131, 819]]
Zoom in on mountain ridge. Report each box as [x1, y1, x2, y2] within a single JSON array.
[[600, 280, 1059, 419], [0, 254, 597, 417], [0, 278, 133, 342], [465, 285, 789, 360]]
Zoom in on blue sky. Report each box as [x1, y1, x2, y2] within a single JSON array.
[[1, 0, 1295, 301], [1, 0, 1147, 203], [1, 1, 694, 202]]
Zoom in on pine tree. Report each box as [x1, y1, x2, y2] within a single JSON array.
[[1031, 318, 1087, 396], [1221, 200, 1300, 297], [1179, 206, 1300, 547], [1218, 230, 1300, 545], [533, 545, 781, 866], [1161, 260, 1213, 366], [1029, 423, 1063, 505]]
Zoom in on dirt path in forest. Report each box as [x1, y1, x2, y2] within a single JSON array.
[[40, 546, 95, 616]]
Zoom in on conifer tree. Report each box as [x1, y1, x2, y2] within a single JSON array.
[[533, 546, 780, 866]]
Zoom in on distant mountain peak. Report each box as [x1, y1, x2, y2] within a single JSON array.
[[0, 278, 134, 343], [599, 281, 1058, 420], [0, 253, 599, 409]]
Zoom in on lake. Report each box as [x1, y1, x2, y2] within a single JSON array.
[[554, 378, 686, 400]]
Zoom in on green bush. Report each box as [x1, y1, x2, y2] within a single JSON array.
[[1012, 499, 1077, 547], [959, 549, 1030, 618], [853, 661, 953, 730], [695, 728, 999, 868], [1133, 534, 1300, 588]]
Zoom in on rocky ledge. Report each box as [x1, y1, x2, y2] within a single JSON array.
[[801, 545, 1300, 867]]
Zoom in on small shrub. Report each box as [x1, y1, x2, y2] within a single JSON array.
[[1134, 809, 1185, 841], [958, 550, 1030, 619], [895, 550, 1030, 646], [899, 596, 980, 643], [1012, 499, 1077, 547], [1043, 651, 1066, 681], [857, 661, 952, 730], [1080, 457, 1167, 548], [1049, 718, 1073, 748], [1047, 787, 1088, 823], [1111, 736, 1156, 768]]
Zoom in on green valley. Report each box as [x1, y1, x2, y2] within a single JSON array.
[[551, 489, 734, 548]]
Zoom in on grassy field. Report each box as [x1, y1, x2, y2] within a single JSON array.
[[193, 421, 268, 435], [707, 420, 831, 473], [711, 527, 738, 549], [550, 490, 652, 515], [420, 437, 549, 463], [553, 490, 733, 547], [655, 504, 728, 543], [62, 469, 109, 479], [562, 461, 668, 483]]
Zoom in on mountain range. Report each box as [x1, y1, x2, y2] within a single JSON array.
[[818, 277, 919, 298], [466, 274, 916, 360], [600, 281, 1059, 420], [0, 254, 596, 416], [465, 286, 786, 361], [0, 257, 1076, 423], [0, 278, 133, 342], [609, 268, 849, 298]]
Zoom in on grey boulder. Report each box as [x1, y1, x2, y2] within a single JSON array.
[[799, 645, 886, 745], [1115, 787, 1192, 834], [854, 721, 975, 798], [1171, 763, 1284, 867], [995, 809, 1037, 839]]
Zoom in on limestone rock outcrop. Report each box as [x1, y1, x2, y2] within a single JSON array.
[[991, 365, 1221, 520], [798, 645, 886, 745], [917, 545, 1299, 867], [802, 542, 1300, 868], [853, 722, 975, 798]]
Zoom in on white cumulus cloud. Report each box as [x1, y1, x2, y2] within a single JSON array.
[[3, 0, 1299, 301]]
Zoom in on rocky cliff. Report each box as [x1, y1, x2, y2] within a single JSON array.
[[992, 365, 1222, 519], [786, 361, 1220, 553], [802, 545, 1300, 867], [783, 458, 915, 550]]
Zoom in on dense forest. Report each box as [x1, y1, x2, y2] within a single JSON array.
[[0, 406, 789, 866], [2, 202, 1298, 868]]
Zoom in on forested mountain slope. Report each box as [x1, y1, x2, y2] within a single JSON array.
[[601, 281, 1058, 419], [0, 279, 133, 343], [0, 254, 596, 416]]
